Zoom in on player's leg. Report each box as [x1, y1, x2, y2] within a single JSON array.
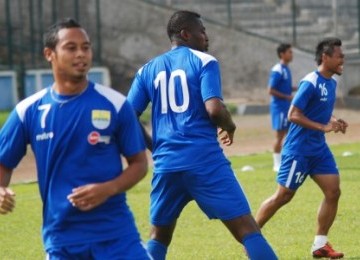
[[256, 154, 308, 227], [187, 163, 277, 259], [309, 151, 343, 258], [312, 174, 340, 236], [271, 110, 288, 171], [147, 171, 191, 260], [273, 129, 287, 171], [222, 215, 277, 260], [147, 222, 177, 260], [255, 184, 295, 228]]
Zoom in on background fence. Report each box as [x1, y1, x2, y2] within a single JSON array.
[[143, 0, 360, 54], [1, 0, 359, 107]]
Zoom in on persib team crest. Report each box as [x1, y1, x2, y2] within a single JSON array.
[[92, 110, 111, 129]]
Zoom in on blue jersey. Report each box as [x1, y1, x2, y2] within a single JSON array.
[[127, 46, 228, 173], [282, 71, 337, 156], [268, 63, 292, 111], [0, 81, 145, 250]]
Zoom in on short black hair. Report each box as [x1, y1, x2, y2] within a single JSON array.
[[43, 18, 82, 49], [167, 10, 201, 41], [277, 43, 292, 58], [315, 37, 342, 65]]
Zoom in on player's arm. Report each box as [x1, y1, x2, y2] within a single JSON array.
[[268, 87, 293, 101], [205, 98, 236, 146], [0, 163, 16, 214], [288, 105, 345, 133], [135, 110, 153, 152], [67, 151, 148, 211]]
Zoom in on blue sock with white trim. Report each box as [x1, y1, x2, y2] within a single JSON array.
[[147, 239, 167, 260], [243, 232, 278, 260]]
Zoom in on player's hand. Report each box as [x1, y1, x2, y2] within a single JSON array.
[[218, 128, 234, 146], [0, 187, 16, 214], [324, 119, 348, 134], [336, 118, 348, 134], [67, 183, 113, 211]]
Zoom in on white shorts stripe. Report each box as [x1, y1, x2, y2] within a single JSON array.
[[285, 160, 297, 188]]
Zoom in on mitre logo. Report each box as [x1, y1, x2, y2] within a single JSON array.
[[91, 110, 110, 129]]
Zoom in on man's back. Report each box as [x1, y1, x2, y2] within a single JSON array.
[[128, 46, 228, 173]]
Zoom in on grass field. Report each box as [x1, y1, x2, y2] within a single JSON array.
[[0, 142, 359, 259]]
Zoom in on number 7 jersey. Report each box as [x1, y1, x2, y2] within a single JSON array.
[[128, 46, 229, 173]]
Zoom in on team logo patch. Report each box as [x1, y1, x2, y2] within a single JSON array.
[[88, 131, 100, 145], [92, 110, 111, 129]]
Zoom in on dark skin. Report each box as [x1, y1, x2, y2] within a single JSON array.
[[141, 18, 262, 248]]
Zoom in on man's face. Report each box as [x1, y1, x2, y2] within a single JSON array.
[[185, 19, 209, 52], [281, 48, 293, 63], [324, 46, 344, 76], [45, 27, 93, 81]]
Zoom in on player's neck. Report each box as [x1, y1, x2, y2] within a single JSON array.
[[317, 66, 333, 79], [52, 79, 88, 95]]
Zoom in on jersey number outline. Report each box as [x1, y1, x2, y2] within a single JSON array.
[[38, 104, 51, 129], [154, 69, 190, 114]]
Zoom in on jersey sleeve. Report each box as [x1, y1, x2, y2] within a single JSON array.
[[127, 68, 150, 115], [292, 80, 315, 111], [0, 110, 27, 169], [268, 71, 282, 89], [115, 100, 146, 157], [200, 60, 223, 102]]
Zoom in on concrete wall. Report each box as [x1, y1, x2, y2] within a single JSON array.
[[100, 0, 320, 101], [0, 0, 352, 102]]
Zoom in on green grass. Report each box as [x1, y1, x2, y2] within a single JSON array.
[[0, 110, 10, 128], [1, 143, 359, 259]]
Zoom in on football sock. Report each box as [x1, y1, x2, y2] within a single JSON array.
[[147, 239, 167, 260], [273, 153, 281, 171], [243, 232, 278, 260], [312, 235, 327, 251]]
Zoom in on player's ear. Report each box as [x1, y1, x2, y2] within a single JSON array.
[[44, 47, 53, 62], [180, 29, 191, 41]]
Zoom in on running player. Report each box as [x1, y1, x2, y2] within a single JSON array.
[[256, 37, 347, 259], [127, 10, 277, 260], [0, 18, 150, 259]]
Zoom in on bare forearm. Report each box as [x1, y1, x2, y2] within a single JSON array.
[[140, 123, 153, 152], [107, 156, 147, 195], [289, 112, 325, 132], [207, 101, 236, 132], [269, 88, 292, 101], [0, 164, 13, 187]]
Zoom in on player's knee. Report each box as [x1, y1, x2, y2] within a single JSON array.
[[325, 187, 341, 201], [275, 190, 294, 205]]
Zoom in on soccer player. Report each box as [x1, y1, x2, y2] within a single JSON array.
[[127, 10, 277, 260], [256, 37, 347, 259], [268, 43, 297, 172], [0, 18, 151, 259]]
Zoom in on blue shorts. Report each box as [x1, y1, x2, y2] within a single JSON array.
[[150, 162, 251, 225], [46, 234, 150, 260], [277, 150, 339, 190], [271, 107, 289, 131]]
